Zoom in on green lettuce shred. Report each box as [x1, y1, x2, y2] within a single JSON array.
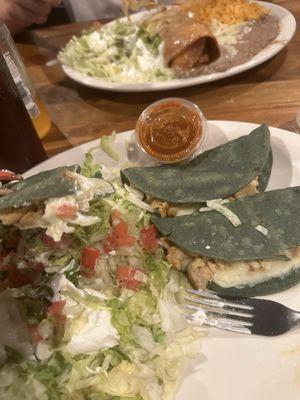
[[80, 152, 102, 178], [73, 198, 111, 243], [100, 132, 120, 162], [58, 20, 173, 83]]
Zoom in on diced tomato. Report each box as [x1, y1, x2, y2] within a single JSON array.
[[113, 218, 129, 237], [102, 241, 114, 254], [55, 203, 77, 219], [0, 265, 12, 290], [1, 259, 44, 290], [40, 232, 55, 247], [28, 324, 42, 343], [9, 267, 35, 288], [28, 325, 42, 343], [81, 247, 100, 269], [105, 211, 136, 250], [111, 209, 122, 223], [40, 232, 71, 250], [57, 234, 72, 250], [80, 247, 100, 277], [139, 225, 158, 252], [81, 267, 94, 278], [103, 237, 136, 254], [110, 234, 136, 248], [0, 250, 10, 261], [47, 300, 66, 316], [3, 230, 21, 249], [28, 261, 44, 273], [0, 263, 41, 288], [53, 313, 67, 325], [115, 265, 147, 291], [0, 263, 14, 272], [48, 300, 67, 326]]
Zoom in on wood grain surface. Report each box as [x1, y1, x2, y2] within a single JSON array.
[[17, 0, 300, 158]]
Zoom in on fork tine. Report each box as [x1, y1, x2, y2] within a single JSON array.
[[184, 303, 253, 319], [185, 289, 299, 336], [186, 288, 220, 299], [184, 313, 252, 334], [185, 294, 254, 312], [205, 313, 254, 327], [184, 288, 255, 335], [203, 318, 252, 334]]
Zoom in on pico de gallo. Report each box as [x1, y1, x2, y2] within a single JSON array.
[[0, 153, 202, 400]]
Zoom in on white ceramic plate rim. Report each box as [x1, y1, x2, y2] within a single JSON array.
[[60, 1, 296, 92], [26, 121, 300, 400]]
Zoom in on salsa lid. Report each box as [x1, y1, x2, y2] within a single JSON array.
[[135, 98, 206, 163]]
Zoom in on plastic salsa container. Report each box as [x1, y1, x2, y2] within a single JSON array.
[[135, 98, 207, 164]]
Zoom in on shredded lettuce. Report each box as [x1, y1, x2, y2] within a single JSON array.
[[143, 253, 171, 297], [153, 326, 203, 400], [0, 155, 204, 400], [96, 361, 162, 400], [73, 198, 111, 243], [108, 289, 158, 361], [80, 152, 103, 179], [0, 352, 79, 399], [100, 132, 120, 161], [58, 20, 173, 83]]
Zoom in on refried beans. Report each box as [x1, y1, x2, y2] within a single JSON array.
[[174, 14, 279, 78]]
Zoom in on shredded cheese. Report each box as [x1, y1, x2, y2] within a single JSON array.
[[255, 225, 269, 236], [200, 199, 241, 227], [116, 183, 155, 213]]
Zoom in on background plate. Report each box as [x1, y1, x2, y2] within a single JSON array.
[[27, 121, 300, 400], [61, 2, 296, 92]]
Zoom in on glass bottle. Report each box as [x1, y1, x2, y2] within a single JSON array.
[[0, 45, 47, 173], [0, 22, 51, 139]]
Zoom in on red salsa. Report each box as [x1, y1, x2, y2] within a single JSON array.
[[136, 98, 205, 163]]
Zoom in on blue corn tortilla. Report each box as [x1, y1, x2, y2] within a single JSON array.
[[0, 167, 79, 212], [122, 124, 272, 203], [152, 186, 300, 262], [258, 149, 273, 192]]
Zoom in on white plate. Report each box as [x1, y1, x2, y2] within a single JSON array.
[[27, 120, 300, 400], [61, 2, 296, 92]]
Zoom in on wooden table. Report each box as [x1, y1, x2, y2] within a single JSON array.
[[17, 0, 300, 158]]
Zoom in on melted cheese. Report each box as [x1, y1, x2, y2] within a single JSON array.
[[213, 248, 300, 288]]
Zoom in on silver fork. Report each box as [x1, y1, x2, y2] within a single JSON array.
[[184, 289, 300, 336]]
